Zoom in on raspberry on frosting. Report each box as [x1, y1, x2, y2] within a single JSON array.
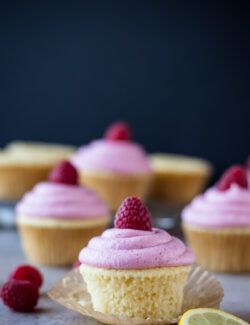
[[114, 196, 152, 231], [1, 280, 39, 312], [218, 165, 248, 191], [104, 121, 132, 141], [49, 160, 78, 185], [9, 265, 43, 289]]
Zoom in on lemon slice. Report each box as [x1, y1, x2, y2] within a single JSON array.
[[179, 308, 249, 325]]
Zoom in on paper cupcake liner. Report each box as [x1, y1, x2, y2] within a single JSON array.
[[0, 165, 51, 200], [18, 222, 108, 266], [48, 265, 224, 325], [150, 171, 211, 204], [183, 224, 250, 272], [79, 171, 152, 211]]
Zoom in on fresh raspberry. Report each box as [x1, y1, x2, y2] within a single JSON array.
[[72, 260, 82, 269], [1, 280, 39, 312], [49, 160, 78, 185], [115, 196, 152, 231], [9, 265, 43, 289], [104, 121, 132, 141], [218, 165, 248, 191]]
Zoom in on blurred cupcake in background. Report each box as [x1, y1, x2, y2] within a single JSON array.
[[182, 165, 250, 272], [149, 154, 213, 204], [71, 121, 152, 211], [0, 141, 76, 201], [16, 161, 110, 266]]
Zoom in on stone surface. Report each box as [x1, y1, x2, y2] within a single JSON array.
[[0, 229, 250, 324]]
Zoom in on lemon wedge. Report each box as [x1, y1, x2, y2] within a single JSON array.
[[179, 308, 249, 325]]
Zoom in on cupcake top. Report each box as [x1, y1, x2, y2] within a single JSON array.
[[79, 197, 195, 269], [16, 161, 109, 219], [182, 165, 250, 227], [71, 121, 151, 174]]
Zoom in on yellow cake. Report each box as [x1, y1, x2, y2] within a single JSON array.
[[72, 122, 152, 211], [0, 141, 75, 200], [149, 154, 212, 204], [79, 197, 195, 320], [16, 161, 110, 266], [182, 165, 250, 272]]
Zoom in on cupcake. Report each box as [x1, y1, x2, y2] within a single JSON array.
[[182, 165, 250, 272], [79, 197, 195, 320], [16, 161, 110, 266], [72, 121, 152, 211], [0, 141, 75, 201], [149, 154, 213, 204]]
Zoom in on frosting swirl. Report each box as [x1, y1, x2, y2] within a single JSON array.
[[79, 228, 195, 269], [71, 140, 151, 174], [16, 182, 109, 219], [182, 184, 250, 227]]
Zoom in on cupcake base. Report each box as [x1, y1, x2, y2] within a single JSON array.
[[149, 154, 212, 204], [79, 170, 152, 211], [17, 216, 109, 266], [183, 223, 250, 272], [0, 165, 51, 201], [80, 263, 192, 320]]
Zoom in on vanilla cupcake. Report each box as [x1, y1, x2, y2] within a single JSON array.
[[72, 122, 152, 211], [79, 197, 195, 320], [16, 161, 110, 266], [149, 154, 212, 204], [182, 165, 250, 272], [0, 141, 75, 201]]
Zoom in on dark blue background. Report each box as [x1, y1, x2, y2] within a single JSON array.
[[0, 1, 249, 176]]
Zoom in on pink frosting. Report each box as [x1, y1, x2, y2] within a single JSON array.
[[182, 184, 250, 227], [79, 228, 195, 269], [16, 182, 109, 219], [71, 140, 151, 174]]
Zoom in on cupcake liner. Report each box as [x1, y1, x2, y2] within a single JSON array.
[[183, 224, 250, 272], [79, 171, 152, 211], [18, 222, 108, 266], [48, 265, 224, 325], [150, 171, 210, 204], [0, 165, 51, 200]]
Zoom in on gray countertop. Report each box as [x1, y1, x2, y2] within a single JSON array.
[[0, 229, 250, 324]]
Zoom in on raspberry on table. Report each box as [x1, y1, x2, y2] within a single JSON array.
[[218, 165, 248, 191], [49, 160, 78, 185], [1, 280, 39, 312], [115, 196, 152, 231], [104, 121, 132, 141], [9, 264, 43, 289]]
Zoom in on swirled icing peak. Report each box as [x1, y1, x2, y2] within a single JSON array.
[[79, 228, 195, 269], [71, 140, 151, 174], [182, 184, 250, 227], [16, 182, 109, 219]]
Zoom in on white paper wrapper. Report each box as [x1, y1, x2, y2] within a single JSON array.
[[48, 266, 224, 325]]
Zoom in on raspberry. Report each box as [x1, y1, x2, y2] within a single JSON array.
[[72, 260, 82, 269], [1, 280, 39, 312], [9, 265, 43, 289], [49, 160, 78, 185], [114, 196, 152, 231], [104, 121, 132, 141], [218, 165, 248, 191]]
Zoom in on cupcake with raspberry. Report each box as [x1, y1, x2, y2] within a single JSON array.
[[182, 165, 250, 272], [16, 161, 110, 266], [79, 197, 195, 320], [71, 121, 152, 211]]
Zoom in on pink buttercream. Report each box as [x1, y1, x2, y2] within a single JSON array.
[[79, 228, 195, 269], [16, 182, 109, 219], [71, 140, 151, 174], [182, 184, 250, 227]]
